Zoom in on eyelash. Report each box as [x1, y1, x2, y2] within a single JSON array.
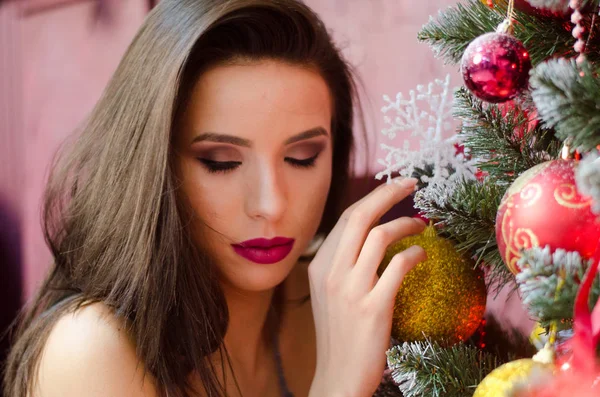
[[198, 153, 320, 174], [286, 153, 320, 169], [198, 159, 241, 174]]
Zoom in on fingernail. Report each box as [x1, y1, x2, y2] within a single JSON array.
[[394, 177, 418, 188], [413, 217, 427, 226], [411, 245, 427, 258]]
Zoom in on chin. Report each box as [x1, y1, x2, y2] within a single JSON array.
[[220, 255, 298, 293]]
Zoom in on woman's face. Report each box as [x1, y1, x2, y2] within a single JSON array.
[[174, 60, 333, 293]]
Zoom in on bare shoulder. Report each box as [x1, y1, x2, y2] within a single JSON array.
[[35, 301, 158, 397]]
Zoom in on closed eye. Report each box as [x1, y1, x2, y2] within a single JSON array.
[[198, 151, 321, 174], [285, 152, 320, 168], [197, 158, 241, 174]]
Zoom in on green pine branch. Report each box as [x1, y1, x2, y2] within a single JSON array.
[[577, 152, 600, 215], [385, 315, 539, 397], [413, 178, 513, 289], [418, 0, 600, 67], [386, 340, 500, 397], [454, 87, 562, 185], [516, 246, 600, 329], [417, 0, 502, 65], [530, 58, 600, 151]]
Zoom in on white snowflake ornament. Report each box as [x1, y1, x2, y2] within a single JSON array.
[[375, 74, 478, 196]]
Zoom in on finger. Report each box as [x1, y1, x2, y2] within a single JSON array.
[[340, 176, 417, 224], [350, 217, 426, 293], [330, 177, 418, 275], [369, 245, 427, 307], [307, 213, 350, 280], [309, 179, 399, 277], [308, 177, 416, 280]]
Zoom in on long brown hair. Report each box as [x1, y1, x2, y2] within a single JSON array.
[[3, 1, 363, 396]]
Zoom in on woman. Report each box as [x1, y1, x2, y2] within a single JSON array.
[[4, 1, 426, 396]]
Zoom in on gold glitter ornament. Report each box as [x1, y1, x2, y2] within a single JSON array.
[[473, 346, 555, 397], [380, 224, 487, 346]]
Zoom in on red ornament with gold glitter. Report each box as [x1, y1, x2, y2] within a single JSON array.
[[495, 159, 600, 274]]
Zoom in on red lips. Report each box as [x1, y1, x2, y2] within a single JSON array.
[[232, 237, 295, 264]]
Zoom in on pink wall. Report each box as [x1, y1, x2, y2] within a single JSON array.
[[0, 0, 533, 334], [305, 0, 462, 174], [19, 0, 150, 299], [0, 2, 25, 356]]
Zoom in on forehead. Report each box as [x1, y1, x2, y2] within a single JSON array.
[[180, 60, 333, 143]]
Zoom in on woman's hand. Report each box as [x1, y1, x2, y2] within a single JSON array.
[[308, 177, 427, 397]]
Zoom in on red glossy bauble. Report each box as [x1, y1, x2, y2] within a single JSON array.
[[495, 159, 600, 274], [461, 32, 532, 103]]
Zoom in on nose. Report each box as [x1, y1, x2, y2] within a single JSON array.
[[244, 161, 287, 223]]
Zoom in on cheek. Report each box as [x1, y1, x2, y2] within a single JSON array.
[[314, 167, 333, 207], [178, 157, 237, 227], [289, 158, 332, 220]]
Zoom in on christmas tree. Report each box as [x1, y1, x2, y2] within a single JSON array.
[[375, 0, 600, 396]]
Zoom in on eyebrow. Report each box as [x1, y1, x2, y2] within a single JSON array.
[[190, 127, 329, 147]]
